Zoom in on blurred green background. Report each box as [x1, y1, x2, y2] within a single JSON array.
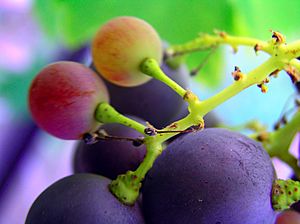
[[1, 0, 300, 223]]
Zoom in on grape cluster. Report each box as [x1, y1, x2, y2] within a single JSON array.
[[26, 16, 292, 223]]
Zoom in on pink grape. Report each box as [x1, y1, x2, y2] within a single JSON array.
[[92, 16, 162, 87], [275, 211, 300, 224], [29, 61, 109, 140]]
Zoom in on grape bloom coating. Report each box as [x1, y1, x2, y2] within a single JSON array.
[[92, 16, 162, 87], [28, 61, 109, 140]]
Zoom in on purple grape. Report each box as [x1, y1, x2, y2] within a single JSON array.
[[291, 199, 300, 213], [142, 128, 276, 224], [296, 82, 300, 93], [91, 62, 190, 129], [73, 116, 146, 179], [25, 174, 145, 224]]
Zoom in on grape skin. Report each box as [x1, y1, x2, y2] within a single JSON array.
[[73, 116, 146, 179], [142, 128, 276, 224], [295, 82, 300, 93], [275, 210, 300, 224], [25, 174, 145, 224], [28, 61, 109, 140], [91, 62, 190, 128], [92, 16, 162, 87]]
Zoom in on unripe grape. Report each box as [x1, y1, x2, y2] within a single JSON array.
[[92, 16, 162, 87], [29, 61, 109, 140]]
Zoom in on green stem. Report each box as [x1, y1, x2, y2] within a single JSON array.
[[284, 40, 300, 58], [140, 58, 187, 98], [272, 179, 300, 211], [168, 33, 271, 56], [134, 139, 163, 179], [279, 154, 300, 178], [109, 136, 164, 205], [94, 102, 146, 135], [156, 114, 203, 142], [196, 57, 281, 115], [264, 111, 300, 178]]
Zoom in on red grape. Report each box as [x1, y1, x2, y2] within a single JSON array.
[[92, 16, 162, 87], [276, 210, 300, 224], [29, 61, 109, 140]]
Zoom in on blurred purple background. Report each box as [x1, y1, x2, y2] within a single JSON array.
[[0, 1, 80, 222], [0, 1, 299, 223]]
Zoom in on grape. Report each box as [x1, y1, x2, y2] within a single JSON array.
[[275, 210, 300, 224], [92, 16, 162, 87], [28, 61, 109, 140], [291, 200, 300, 212], [296, 82, 300, 93], [142, 128, 276, 224], [91, 62, 190, 128], [25, 174, 145, 224], [73, 116, 146, 179]]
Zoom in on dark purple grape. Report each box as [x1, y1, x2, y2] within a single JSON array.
[[295, 82, 300, 93], [142, 128, 276, 224], [291, 199, 300, 212], [73, 117, 146, 179], [25, 174, 145, 224], [91, 62, 190, 129]]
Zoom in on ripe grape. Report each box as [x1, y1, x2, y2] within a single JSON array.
[[29, 61, 109, 140], [275, 210, 300, 224], [291, 199, 300, 213], [25, 174, 145, 224], [142, 128, 276, 224], [91, 62, 190, 128], [73, 116, 146, 179], [92, 16, 162, 87], [296, 82, 300, 93]]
